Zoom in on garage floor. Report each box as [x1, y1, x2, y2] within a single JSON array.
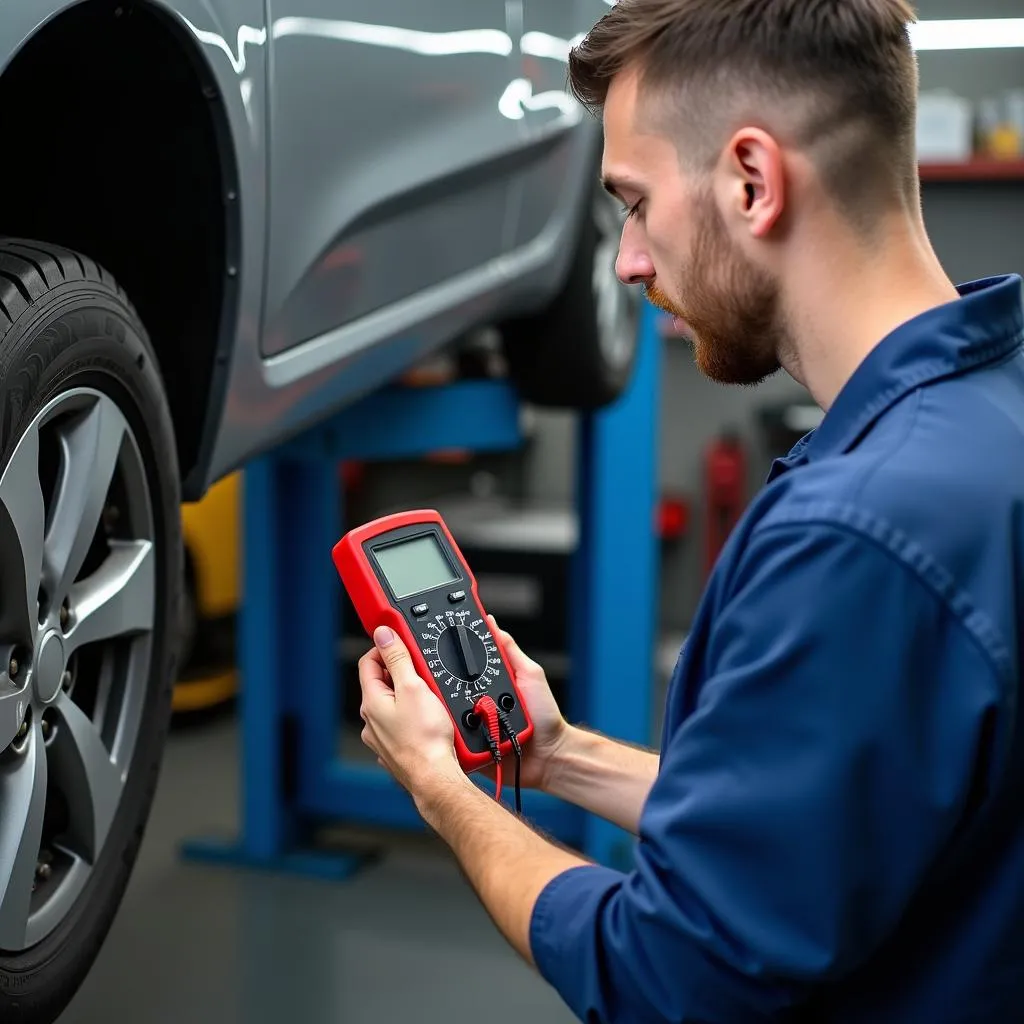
[[56, 634, 681, 1024], [57, 710, 578, 1024]]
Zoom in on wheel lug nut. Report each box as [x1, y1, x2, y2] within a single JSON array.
[[62, 671, 72, 690], [59, 603, 69, 628], [9, 656, 19, 679], [15, 719, 28, 742]]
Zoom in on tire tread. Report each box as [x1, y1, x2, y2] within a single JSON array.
[[0, 240, 136, 347]]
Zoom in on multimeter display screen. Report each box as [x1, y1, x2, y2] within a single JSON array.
[[373, 533, 460, 599]]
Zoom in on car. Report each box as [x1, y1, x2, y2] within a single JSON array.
[[0, 1, 637, 1020]]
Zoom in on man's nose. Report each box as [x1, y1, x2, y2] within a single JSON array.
[[615, 233, 654, 286]]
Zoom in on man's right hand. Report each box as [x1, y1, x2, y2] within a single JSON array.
[[489, 615, 662, 835], [488, 615, 570, 792]]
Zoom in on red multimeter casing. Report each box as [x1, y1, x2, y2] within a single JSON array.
[[332, 509, 533, 773]]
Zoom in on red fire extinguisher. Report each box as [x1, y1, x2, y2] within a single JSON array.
[[704, 432, 746, 580]]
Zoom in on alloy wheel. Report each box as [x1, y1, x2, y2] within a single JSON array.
[[0, 387, 155, 953]]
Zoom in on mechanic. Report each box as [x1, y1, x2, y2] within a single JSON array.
[[357, 1, 1024, 1021]]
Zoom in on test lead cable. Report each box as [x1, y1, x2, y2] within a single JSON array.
[[496, 704, 523, 815], [473, 695, 503, 804]]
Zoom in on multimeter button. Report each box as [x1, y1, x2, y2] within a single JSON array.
[[448, 591, 466, 604], [411, 603, 429, 617]]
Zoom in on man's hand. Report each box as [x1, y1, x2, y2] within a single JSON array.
[[486, 616, 571, 791], [491, 616, 661, 834], [358, 625, 467, 803]]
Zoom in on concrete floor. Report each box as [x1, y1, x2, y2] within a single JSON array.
[[58, 711, 578, 1024]]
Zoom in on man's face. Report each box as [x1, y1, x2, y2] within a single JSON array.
[[601, 69, 786, 386]]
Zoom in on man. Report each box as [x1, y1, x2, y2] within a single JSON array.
[[358, 1, 1024, 1020]]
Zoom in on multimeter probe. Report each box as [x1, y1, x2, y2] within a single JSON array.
[[332, 509, 534, 812]]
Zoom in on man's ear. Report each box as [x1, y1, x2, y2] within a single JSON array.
[[722, 127, 786, 238]]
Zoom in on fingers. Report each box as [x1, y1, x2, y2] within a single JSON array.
[[358, 648, 394, 704], [360, 720, 380, 756], [373, 625, 424, 692], [358, 647, 386, 682]]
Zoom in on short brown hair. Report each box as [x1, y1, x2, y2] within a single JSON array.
[[568, 0, 921, 225]]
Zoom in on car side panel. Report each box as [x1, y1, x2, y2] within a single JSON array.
[[260, 0, 522, 358], [0, 1, 603, 495], [507, 0, 607, 254]]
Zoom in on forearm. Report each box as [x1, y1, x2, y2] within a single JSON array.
[[415, 772, 589, 965], [544, 726, 660, 834]]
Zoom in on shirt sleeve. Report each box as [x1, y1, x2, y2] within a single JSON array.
[[528, 519, 1006, 1023]]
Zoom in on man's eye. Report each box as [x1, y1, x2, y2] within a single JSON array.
[[621, 200, 643, 219]]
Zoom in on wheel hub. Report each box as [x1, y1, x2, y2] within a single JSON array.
[[0, 386, 157, 954], [34, 630, 66, 706]]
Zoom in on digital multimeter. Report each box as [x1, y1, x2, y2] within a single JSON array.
[[332, 509, 533, 774]]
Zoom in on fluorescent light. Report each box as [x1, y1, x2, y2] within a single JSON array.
[[911, 18, 1024, 50]]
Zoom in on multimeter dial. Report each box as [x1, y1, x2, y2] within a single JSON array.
[[419, 610, 502, 701]]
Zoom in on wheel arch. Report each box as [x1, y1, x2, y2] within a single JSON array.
[[0, 0, 242, 501]]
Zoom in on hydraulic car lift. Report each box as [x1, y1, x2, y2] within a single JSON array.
[[181, 300, 663, 878]]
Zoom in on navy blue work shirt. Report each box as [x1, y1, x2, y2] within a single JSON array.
[[529, 274, 1024, 1023]]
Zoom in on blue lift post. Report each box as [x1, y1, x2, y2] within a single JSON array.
[[181, 300, 663, 878]]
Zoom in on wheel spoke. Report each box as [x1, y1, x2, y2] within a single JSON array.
[[42, 397, 128, 608], [0, 721, 47, 951], [0, 681, 28, 752], [0, 424, 45, 646], [49, 693, 122, 862], [64, 540, 155, 655]]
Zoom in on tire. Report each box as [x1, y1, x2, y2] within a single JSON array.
[[501, 184, 640, 411], [0, 239, 182, 1023], [177, 547, 198, 676]]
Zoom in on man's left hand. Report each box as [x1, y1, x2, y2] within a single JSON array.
[[358, 625, 466, 803]]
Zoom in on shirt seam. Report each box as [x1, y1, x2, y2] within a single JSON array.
[[848, 388, 924, 506], [815, 328, 1024, 457], [749, 505, 1014, 694]]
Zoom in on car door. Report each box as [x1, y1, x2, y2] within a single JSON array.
[[260, 0, 521, 358]]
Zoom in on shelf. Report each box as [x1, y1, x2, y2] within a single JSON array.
[[919, 159, 1024, 182]]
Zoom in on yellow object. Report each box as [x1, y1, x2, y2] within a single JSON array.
[[173, 472, 242, 713], [987, 125, 1023, 159], [173, 668, 239, 713], [181, 471, 241, 619]]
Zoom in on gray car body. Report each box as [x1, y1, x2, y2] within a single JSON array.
[[3, 0, 611, 494]]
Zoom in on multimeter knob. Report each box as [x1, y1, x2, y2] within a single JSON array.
[[437, 624, 488, 683]]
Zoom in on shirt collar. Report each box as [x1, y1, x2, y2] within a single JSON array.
[[772, 274, 1024, 476]]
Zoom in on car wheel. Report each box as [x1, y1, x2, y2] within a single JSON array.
[[0, 240, 181, 1022], [177, 549, 198, 676], [501, 183, 639, 410]]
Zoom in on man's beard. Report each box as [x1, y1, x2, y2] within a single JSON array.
[[645, 199, 787, 386]]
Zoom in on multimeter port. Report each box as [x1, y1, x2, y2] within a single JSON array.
[[463, 710, 481, 731], [498, 693, 516, 713]]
